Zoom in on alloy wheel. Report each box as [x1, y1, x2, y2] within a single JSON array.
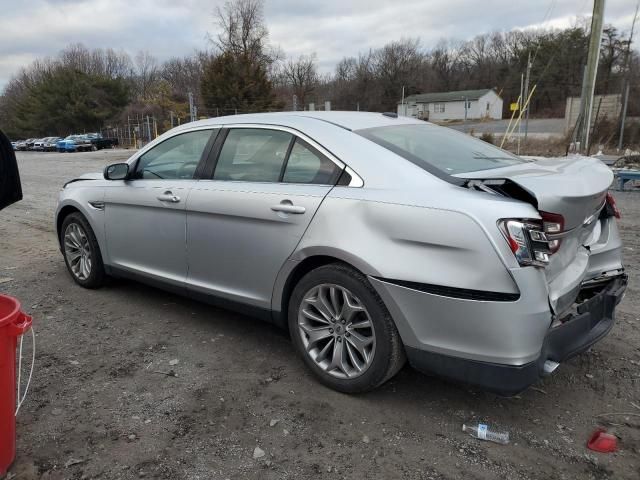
[[64, 223, 92, 281], [298, 284, 376, 379]]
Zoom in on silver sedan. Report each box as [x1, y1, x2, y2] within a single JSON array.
[[56, 112, 626, 394]]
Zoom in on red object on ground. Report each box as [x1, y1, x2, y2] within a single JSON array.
[[0, 295, 32, 477], [587, 429, 618, 453]]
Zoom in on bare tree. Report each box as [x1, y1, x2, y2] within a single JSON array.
[[213, 0, 272, 66], [104, 49, 133, 79], [134, 51, 159, 100], [374, 38, 425, 110], [282, 54, 319, 107]]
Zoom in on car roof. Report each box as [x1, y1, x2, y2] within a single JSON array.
[[140, 111, 443, 190], [181, 111, 424, 132]]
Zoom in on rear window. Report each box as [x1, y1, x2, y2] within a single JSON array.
[[357, 124, 527, 176]]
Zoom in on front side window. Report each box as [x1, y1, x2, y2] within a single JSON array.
[[214, 129, 292, 182], [357, 124, 527, 176], [282, 139, 340, 184], [133, 129, 213, 180]]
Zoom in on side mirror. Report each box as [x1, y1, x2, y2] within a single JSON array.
[[104, 163, 129, 180]]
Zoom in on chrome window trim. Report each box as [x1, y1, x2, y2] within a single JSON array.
[[126, 123, 365, 187], [216, 123, 364, 187], [126, 125, 221, 167]]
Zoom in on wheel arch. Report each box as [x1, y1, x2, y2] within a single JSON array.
[[56, 204, 82, 246], [56, 201, 106, 261], [272, 248, 380, 330]]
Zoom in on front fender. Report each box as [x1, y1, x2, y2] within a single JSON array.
[[56, 186, 107, 262]]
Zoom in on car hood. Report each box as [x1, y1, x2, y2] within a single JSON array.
[[63, 172, 103, 187]]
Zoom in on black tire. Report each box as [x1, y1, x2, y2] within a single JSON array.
[[288, 263, 406, 393], [60, 212, 106, 289]]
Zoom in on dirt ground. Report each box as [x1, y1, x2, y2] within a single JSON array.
[[1, 150, 639, 480]]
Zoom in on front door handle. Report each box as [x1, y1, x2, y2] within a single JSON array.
[[271, 203, 306, 214], [157, 191, 181, 203]]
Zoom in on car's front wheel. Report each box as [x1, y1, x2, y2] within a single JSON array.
[[289, 263, 405, 393], [61, 212, 105, 289]]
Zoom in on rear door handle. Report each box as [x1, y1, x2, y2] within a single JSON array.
[[271, 204, 306, 214], [157, 191, 181, 203]]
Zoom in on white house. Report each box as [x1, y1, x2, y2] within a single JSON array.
[[397, 88, 503, 121]]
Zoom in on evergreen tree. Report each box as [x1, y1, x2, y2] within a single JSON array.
[[11, 66, 130, 136], [201, 51, 278, 114]]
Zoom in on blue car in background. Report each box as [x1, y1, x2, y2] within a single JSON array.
[[56, 135, 93, 153]]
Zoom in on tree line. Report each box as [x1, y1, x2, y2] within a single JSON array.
[[0, 0, 637, 142]]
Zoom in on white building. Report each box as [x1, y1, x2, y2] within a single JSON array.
[[397, 88, 503, 121]]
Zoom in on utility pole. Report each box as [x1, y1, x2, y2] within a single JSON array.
[[401, 86, 405, 115], [170, 111, 174, 129], [618, 0, 639, 150], [127, 115, 131, 148], [463, 96, 468, 123], [188, 92, 195, 122], [577, 0, 606, 153], [518, 73, 524, 154], [523, 52, 532, 141], [292, 94, 298, 112]]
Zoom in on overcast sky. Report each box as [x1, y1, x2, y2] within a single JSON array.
[[0, 0, 636, 89]]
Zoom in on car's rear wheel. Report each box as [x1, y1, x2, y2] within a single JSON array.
[[289, 263, 405, 393], [61, 212, 105, 289]]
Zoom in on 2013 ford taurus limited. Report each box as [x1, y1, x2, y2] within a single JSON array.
[[55, 112, 627, 395]]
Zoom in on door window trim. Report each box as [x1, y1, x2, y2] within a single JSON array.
[[201, 124, 363, 187], [126, 126, 220, 181], [280, 137, 343, 185]]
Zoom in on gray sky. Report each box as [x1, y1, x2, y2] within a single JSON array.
[[0, 0, 636, 89]]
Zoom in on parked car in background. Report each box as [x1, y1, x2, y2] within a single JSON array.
[[32, 138, 48, 151], [57, 135, 93, 153], [86, 133, 119, 150], [10, 141, 18, 150], [15, 139, 32, 151], [55, 112, 626, 395], [43, 137, 63, 152], [25, 138, 38, 150]]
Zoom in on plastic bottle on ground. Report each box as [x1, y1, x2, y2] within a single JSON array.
[[462, 423, 509, 445]]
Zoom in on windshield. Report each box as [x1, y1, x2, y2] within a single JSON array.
[[357, 124, 527, 176]]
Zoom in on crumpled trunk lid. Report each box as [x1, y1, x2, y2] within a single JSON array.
[[457, 155, 616, 316]]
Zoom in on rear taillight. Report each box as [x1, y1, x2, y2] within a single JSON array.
[[499, 219, 551, 267], [605, 192, 621, 219], [540, 211, 565, 253]]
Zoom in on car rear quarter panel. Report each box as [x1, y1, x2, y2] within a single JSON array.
[[277, 181, 554, 364]]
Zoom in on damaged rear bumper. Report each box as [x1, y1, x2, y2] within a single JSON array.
[[405, 274, 628, 396]]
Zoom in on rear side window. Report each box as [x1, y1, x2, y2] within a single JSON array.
[[282, 139, 340, 184], [133, 129, 212, 180], [357, 124, 527, 176], [214, 129, 292, 182]]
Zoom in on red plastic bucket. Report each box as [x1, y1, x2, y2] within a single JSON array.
[[0, 295, 32, 477]]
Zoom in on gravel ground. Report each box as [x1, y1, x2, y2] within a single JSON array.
[[1, 150, 639, 480]]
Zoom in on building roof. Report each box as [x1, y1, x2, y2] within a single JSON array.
[[400, 89, 497, 104]]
